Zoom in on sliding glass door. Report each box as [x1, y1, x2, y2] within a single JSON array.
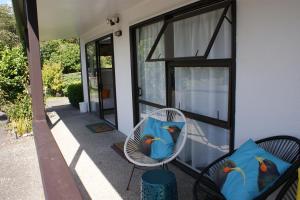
[[131, 0, 235, 173], [97, 35, 117, 126], [85, 34, 118, 128], [86, 42, 99, 114]]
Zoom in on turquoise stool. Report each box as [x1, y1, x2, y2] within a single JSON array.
[[141, 169, 178, 200]]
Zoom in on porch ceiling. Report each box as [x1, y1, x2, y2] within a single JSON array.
[[37, 0, 140, 41]]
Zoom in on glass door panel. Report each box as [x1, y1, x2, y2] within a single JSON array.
[[97, 35, 117, 126], [86, 42, 99, 113], [136, 22, 166, 106], [150, 8, 225, 60], [139, 104, 160, 121], [172, 67, 229, 121], [177, 119, 229, 171]]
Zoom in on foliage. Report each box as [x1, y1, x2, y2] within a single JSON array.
[[0, 5, 16, 33], [41, 39, 80, 73], [67, 82, 83, 108], [0, 5, 19, 49], [0, 46, 28, 102], [59, 42, 80, 73], [0, 5, 31, 136], [42, 63, 64, 96], [5, 93, 32, 136], [40, 40, 60, 64], [62, 72, 81, 96], [0, 30, 19, 49], [0, 89, 7, 111], [100, 56, 112, 68]]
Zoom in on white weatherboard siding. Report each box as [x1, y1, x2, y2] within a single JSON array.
[[235, 0, 300, 146], [80, 0, 300, 144]]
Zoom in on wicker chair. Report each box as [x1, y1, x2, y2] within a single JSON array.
[[275, 170, 298, 200], [193, 135, 300, 200], [124, 108, 187, 190]]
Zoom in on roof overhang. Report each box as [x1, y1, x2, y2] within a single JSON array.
[[13, 0, 141, 41]]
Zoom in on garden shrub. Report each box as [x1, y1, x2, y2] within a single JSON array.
[[62, 72, 81, 96], [0, 6, 31, 136], [67, 82, 83, 108], [42, 63, 63, 96], [5, 93, 32, 136], [0, 46, 28, 102]]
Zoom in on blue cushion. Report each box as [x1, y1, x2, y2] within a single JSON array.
[[220, 139, 291, 200], [141, 117, 185, 160]]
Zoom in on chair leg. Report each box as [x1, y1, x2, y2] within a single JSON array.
[[126, 164, 135, 190], [161, 163, 169, 170]]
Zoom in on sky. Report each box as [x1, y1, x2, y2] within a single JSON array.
[[0, 0, 12, 6]]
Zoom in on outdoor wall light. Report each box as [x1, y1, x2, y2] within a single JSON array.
[[106, 16, 120, 26], [114, 30, 122, 37]]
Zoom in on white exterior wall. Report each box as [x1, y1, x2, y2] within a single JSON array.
[[235, 0, 300, 146], [80, 0, 300, 144], [80, 39, 89, 107]]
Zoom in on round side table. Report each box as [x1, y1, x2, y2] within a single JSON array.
[[141, 169, 178, 200]]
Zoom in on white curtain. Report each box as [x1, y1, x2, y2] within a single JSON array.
[[136, 22, 166, 106], [174, 9, 231, 169]]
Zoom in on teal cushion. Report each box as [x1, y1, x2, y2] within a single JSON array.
[[220, 139, 291, 200], [141, 117, 185, 160]]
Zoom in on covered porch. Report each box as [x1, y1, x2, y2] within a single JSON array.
[[12, 0, 300, 199], [46, 97, 194, 199]]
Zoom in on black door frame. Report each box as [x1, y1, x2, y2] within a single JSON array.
[[86, 33, 118, 129]]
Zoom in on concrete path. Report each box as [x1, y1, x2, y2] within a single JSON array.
[[0, 126, 44, 200]]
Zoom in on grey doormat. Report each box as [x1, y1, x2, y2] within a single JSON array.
[[86, 122, 114, 133]]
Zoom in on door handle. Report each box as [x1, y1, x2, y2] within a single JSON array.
[[138, 87, 142, 97]]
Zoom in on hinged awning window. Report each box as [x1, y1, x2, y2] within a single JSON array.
[[146, 1, 232, 62]]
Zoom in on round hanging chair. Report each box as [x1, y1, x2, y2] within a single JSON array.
[[124, 108, 188, 167]]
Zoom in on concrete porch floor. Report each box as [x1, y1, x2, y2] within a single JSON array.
[[46, 98, 195, 200]]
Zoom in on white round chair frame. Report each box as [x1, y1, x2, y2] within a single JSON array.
[[124, 108, 187, 190]]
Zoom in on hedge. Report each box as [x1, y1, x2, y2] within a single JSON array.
[[67, 82, 83, 108]]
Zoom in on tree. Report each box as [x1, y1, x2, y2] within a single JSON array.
[[58, 42, 80, 73], [41, 39, 80, 73], [0, 5, 19, 49], [40, 40, 60, 64]]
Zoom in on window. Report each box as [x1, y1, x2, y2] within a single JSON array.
[[130, 0, 235, 174]]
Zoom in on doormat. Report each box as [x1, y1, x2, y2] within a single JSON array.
[[86, 122, 114, 133], [111, 142, 126, 160]]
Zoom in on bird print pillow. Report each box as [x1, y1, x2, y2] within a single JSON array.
[[219, 139, 291, 200], [140, 117, 185, 160]]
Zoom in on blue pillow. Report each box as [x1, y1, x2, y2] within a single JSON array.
[[141, 117, 185, 160], [219, 139, 291, 200]]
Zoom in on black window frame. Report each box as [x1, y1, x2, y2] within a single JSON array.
[[130, 0, 236, 176], [146, 1, 231, 62]]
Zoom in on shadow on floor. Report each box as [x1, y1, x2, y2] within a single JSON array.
[[46, 100, 195, 200]]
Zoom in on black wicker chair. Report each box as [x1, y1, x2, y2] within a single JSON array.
[[193, 135, 300, 200], [275, 170, 298, 200]]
